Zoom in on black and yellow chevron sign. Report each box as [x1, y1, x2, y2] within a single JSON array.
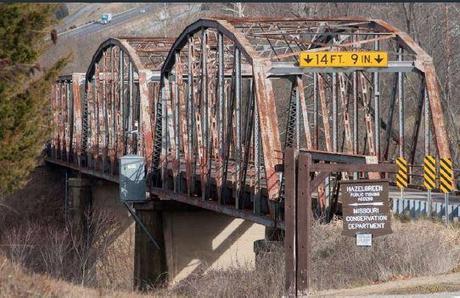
[[396, 157, 408, 189], [439, 157, 454, 193], [423, 155, 437, 190]]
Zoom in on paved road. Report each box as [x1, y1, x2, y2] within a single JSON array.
[[314, 271, 460, 297], [58, 4, 155, 39], [58, 5, 97, 31]]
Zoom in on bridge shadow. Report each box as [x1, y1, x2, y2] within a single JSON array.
[[162, 208, 261, 284]]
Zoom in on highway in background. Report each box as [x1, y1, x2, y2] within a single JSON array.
[[58, 4, 156, 39]]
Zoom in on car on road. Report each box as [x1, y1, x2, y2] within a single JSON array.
[[100, 13, 112, 24]]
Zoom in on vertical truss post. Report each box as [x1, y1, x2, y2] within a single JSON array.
[[217, 33, 224, 204], [173, 76, 180, 192], [94, 64, 100, 167], [222, 50, 236, 204], [359, 72, 375, 156], [317, 74, 330, 210], [72, 74, 83, 166], [332, 73, 338, 152], [398, 48, 405, 158], [253, 81, 261, 215], [161, 77, 169, 188], [295, 78, 300, 149], [201, 30, 208, 200], [175, 52, 190, 195], [140, 68, 154, 174], [298, 77, 312, 149], [409, 78, 426, 166], [374, 37, 381, 160], [192, 37, 205, 199], [279, 78, 298, 203], [128, 61, 134, 154], [109, 48, 115, 173], [102, 52, 108, 171], [235, 47, 242, 209], [51, 84, 57, 158], [165, 78, 176, 184], [58, 82, 62, 158], [313, 73, 318, 150], [352, 72, 358, 156], [383, 74, 398, 160], [318, 75, 332, 152], [118, 50, 125, 156], [66, 81, 72, 161], [187, 36, 196, 194], [59, 82, 65, 159], [240, 78, 255, 205], [338, 73, 352, 153]]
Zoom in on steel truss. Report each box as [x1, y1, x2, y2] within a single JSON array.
[[48, 17, 452, 225]]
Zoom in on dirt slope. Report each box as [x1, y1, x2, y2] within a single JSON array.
[[0, 254, 145, 298]]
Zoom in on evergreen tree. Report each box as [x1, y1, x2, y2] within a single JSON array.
[[0, 4, 68, 196]]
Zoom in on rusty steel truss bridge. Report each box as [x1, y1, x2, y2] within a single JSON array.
[[47, 17, 455, 229]]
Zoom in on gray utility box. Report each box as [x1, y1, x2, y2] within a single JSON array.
[[119, 155, 146, 202]]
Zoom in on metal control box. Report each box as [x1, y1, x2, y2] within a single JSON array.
[[119, 155, 146, 202]]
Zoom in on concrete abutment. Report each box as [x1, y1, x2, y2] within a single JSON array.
[[67, 175, 273, 289]]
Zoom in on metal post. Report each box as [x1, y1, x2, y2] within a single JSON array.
[[161, 78, 168, 187], [119, 50, 124, 155], [332, 73, 338, 152], [313, 73, 318, 150], [128, 61, 134, 154], [398, 48, 404, 201], [445, 193, 449, 225], [187, 36, 195, 194], [424, 86, 432, 216], [66, 82, 72, 161], [374, 37, 380, 160], [173, 76, 180, 192], [353, 71, 358, 180], [296, 79, 300, 149], [254, 85, 261, 215], [218, 33, 225, 204], [201, 30, 208, 200], [235, 48, 242, 209], [398, 48, 404, 158]]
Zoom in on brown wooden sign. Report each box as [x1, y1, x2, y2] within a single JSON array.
[[341, 180, 392, 237]]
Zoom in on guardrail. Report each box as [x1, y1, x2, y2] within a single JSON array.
[[392, 198, 460, 221]]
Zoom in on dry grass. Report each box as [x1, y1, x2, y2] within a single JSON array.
[[150, 218, 460, 297], [0, 253, 144, 298], [310, 219, 460, 290], [0, 166, 135, 292]]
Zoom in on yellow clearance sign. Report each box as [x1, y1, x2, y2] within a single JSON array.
[[299, 51, 388, 68]]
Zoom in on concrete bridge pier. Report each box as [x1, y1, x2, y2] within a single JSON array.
[[133, 201, 168, 291], [67, 177, 95, 281], [67, 177, 92, 231]]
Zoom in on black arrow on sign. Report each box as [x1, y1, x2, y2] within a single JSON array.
[[304, 55, 313, 64], [374, 55, 383, 63]]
